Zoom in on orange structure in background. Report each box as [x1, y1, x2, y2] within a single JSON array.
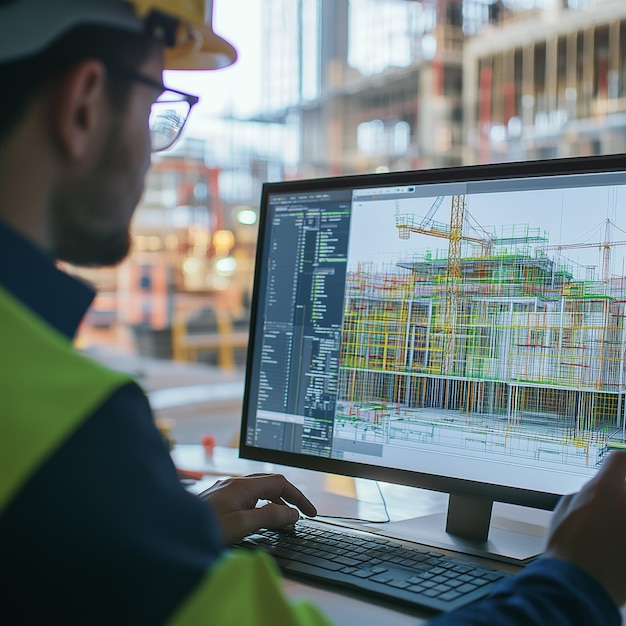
[[73, 154, 254, 368]]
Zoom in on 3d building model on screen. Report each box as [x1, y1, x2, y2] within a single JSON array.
[[335, 191, 626, 472]]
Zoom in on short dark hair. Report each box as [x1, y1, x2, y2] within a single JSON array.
[[0, 24, 158, 144]]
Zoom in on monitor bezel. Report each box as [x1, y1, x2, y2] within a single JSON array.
[[239, 152, 626, 513]]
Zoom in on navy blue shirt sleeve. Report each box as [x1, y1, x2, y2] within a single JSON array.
[[427, 558, 621, 626]]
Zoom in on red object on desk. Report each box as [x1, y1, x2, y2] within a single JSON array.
[[177, 468, 204, 481], [201, 434, 216, 457]]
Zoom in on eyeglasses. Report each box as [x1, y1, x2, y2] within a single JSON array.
[[106, 65, 199, 153]]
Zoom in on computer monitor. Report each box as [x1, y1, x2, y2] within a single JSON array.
[[239, 153, 626, 563]]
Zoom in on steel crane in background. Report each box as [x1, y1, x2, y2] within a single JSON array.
[[541, 219, 626, 283], [395, 194, 481, 374], [396, 194, 494, 255]]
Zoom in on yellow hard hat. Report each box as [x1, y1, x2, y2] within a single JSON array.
[[130, 0, 237, 69], [0, 0, 237, 71]]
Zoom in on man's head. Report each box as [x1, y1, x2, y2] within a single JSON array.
[[0, 0, 236, 266]]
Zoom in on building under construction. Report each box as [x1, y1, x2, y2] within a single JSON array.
[[335, 216, 626, 470], [464, 0, 626, 162], [253, 1, 626, 175]]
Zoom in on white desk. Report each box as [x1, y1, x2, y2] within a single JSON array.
[[172, 445, 550, 625]]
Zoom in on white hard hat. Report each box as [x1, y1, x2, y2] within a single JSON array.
[[0, 0, 237, 70]]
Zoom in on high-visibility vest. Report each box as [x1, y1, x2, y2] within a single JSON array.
[[0, 284, 333, 625]]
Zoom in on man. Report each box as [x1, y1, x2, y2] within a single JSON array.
[[0, 1, 623, 624], [0, 1, 319, 624]]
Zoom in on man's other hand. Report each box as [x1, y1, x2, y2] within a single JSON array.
[[545, 450, 626, 607], [198, 473, 317, 545]]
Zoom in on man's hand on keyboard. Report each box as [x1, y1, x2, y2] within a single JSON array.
[[544, 450, 626, 607], [198, 473, 318, 545]]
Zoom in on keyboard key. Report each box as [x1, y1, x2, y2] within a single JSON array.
[[430, 567, 447, 575], [439, 590, 463, 602], [370, 573, 394, 583], [431, 575, 451, 584], [457, 574, 475, 583], [332, 556, 360, 567], [269, 547, 299, 559], [297, 554, 345, 571], [406, 553, 429, 563], [387, 580, 411, 589], [411, 562, 433, 572]]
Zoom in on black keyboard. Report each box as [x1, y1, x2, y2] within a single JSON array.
[[236, 518, 510, 614]]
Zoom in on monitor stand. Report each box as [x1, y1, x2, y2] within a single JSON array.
[[366, 494, 549, 565]]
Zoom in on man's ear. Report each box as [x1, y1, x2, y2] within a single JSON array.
[[51, 59, 108, 160]]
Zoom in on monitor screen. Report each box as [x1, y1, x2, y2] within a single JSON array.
[[239, 154, 626, 559]]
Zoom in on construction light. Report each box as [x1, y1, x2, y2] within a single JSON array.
[[213, 229, 235, 256], [183, 256, 201, 275], [237, 208, 257, 225], [215, 256, 237, 275]]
